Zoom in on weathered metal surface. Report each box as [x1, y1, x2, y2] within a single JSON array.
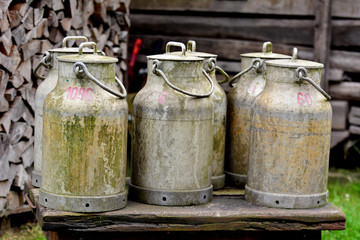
[[172, 41, 227, 190], [226, 42, 291, 188], [29, 188, 346, 233], [246, 57, 332, 209], [130, 43, 214, 206], [40, 47, 128, 212], [32, 36, 95, 188]]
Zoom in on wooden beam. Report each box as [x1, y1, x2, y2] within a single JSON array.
[[329, 82, 360, 101]]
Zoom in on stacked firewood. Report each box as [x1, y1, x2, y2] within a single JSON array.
[[0, 0, 130, 213]]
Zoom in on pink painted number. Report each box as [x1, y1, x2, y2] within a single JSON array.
[[158, 91, 168, 104], [297, 92, 312, 106], [66, 87, 94, 101]]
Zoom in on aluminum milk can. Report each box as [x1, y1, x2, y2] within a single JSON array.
[[39, 42, 128, 212], [172, 40, 229, 190], [32, 36, 94, 188], [245, 49, 332, 209], [130, 42, 214, 206], [226, 42, 291, 188]]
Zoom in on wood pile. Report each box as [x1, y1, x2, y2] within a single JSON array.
[[0, 0, 130, 213], [129, 0, 360, 150]]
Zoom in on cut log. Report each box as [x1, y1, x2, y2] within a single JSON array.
[[40, 39, 54, 53], [329, 82, 360, 101], [23, 124, 33, 139], [47, 10, 58, 27], [0, 134, 11, 181], [330, 101, 348, 130], [21, 6, 34, 31], [331, 130, 350, 148], [35, 18, 49, 38], [17, 58, 32, 83], [1, 11, 10, 33], [11, 138, 34, 164], [4, 88, 16, 102], [12, 164, 29, 190], [0, 70, 9, 112], [21, 144, 33, 168], [8, 10, 22, 29], [21, 106, 34, 126], [0, 198, 6, 210], [9, 45, 21, 72], [60, 18, 72, 32], [0, 179, 13, 197], [0, 0, 12, 12], [70, 0, 83, 29], [12, 24, 26, 46], [0, 52, 15, 73], [48, 27, 64, 43], [8, 96, 26, 122], [52, 0, 64, 11], [9, 72, 24, 89], [0, 112, 11, 133], [0, 29, 12, 56], [349, 106, 360, 117], [33, 8, 44, 26], [9, 122, 28, 144], [11, 3, 27, 17], [22, 40, 41, 61]]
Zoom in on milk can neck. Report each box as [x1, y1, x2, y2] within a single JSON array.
[[266, 65, 322, 86]]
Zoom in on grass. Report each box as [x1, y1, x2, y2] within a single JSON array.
[[322, 170, 360, 240], [0, 222, 45, 240]]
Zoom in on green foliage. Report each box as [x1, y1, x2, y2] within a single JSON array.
[[0, 223, 45, 240], [323, 173, 360, 240]]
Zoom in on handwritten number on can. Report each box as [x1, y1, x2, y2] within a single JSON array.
[[66, 87, 94, 101], [297, 92, 312, 106], [158, 91, 168, 104]]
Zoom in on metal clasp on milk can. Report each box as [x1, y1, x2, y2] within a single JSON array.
[[32, 36, 92, 188], [246, 48, 332, 209], [225, 42, 291, 188], [39, 42, 128, 212], [129, 41, 215, 206]]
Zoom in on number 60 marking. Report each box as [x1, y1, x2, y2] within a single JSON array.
[[297, 92, 312, 106]]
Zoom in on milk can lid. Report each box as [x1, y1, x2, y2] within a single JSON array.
[[48, 36, 102, 54], [266, 48, 323, 69], [57, 42, 117, 63], [241, 41, 291, 60], [148, 41, 204, 61]]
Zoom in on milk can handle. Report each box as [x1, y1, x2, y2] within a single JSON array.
[[165, 42, 186, 56], [152, 60, 214, 98], [206, 58, 229, 84], [73, 62, 127, 98], [62, 36, 88, 48], [229, 58, 264, 87], [78, 42, 98, 55], [295, 67, 331, 101], [33, 51, 52, 80]]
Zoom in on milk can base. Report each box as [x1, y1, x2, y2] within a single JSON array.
[[39, 189, 127, 212], [128, 183, 213, 206], [225, 171, 247, 188], [32, 171, 41, 188], [245, 185, 328, 209], [212, 174, 225, 190]]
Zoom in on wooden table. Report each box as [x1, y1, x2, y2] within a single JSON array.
[[27, 188, 346, 240]]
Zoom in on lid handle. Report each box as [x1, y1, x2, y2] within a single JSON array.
[[262, 42, 272, 54], [78, 42, 98, 55], [291, 47, 298, 62], [165, 41, 186, 56], [187, 40, 196, 52], [295, 67, 331, 101], [62, 36, 89, 48]]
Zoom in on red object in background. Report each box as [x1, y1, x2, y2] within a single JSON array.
[[128, 38, 142, 81]]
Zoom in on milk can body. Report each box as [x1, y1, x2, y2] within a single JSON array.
[[130, 43, 214, 206], [172, 40, 228, 190], [245, 57, 332, 209], [32, 36, 94, 187], [226, 42, 291, 188], [39, 43, 128, 212]]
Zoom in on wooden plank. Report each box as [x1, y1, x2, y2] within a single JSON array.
[[329, 82, 360, 101], [30, 188, 346, 233], [332, 20, 360, 47], [328, 69, 344, 82], [330, 101, 348, 130], [349, 107, 360, 126], [330, 50, 360, 73], [331, 130, 350, 148], [349, 125, 360, 135], [332, 0, 360, 19], [130, 35, 314, 61], [130, 0, 316, 16], [313, 0, 331, 91], [130, 14, 315, 46]]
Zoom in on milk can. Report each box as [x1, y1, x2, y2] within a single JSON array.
[[245, 49, 332, 208], [226, 42, 291, 188], [174, 40, 228, 189], [39, 42, 128, 212], [130, 42, 214, 206], [32, 36, 97, 187]]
